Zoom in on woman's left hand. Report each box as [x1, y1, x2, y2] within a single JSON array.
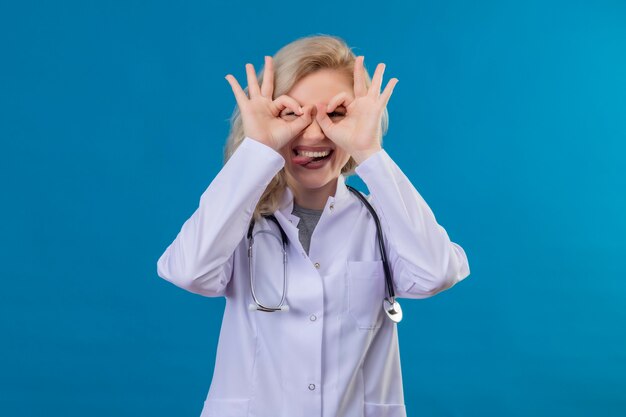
[[314, 56, 399, 164]]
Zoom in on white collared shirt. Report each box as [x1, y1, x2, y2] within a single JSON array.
[[157, 137, 470, 417]]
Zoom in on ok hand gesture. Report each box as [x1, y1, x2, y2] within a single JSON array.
[[314, 56, 399, 164], [225, 56, 314, 151]]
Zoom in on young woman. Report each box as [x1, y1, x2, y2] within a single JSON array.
[[157, 34, 470, 417]]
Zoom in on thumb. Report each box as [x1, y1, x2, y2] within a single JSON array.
[[288, 104, 314, 133]]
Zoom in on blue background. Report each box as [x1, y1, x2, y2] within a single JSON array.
[[1, 0, 625, 416]]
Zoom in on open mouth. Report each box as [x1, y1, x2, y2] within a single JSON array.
[[292, 148, 334, 163]]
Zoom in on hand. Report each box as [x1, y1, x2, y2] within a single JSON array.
[[225, 56, 314, 151], [314, 56, 398, 164]]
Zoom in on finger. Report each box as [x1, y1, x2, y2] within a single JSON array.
[[273, 95, 303, 116], [315, 102, 335, 134], [260, 56, 274, 98], [225, 74, 249, 107], [288, 105, 315, 133], [326, 92, 350, 113], [245, 63, 261, 97], [379, 78, 399, 108], [354, 56, 367, 97], [369, 63, 386, 98]]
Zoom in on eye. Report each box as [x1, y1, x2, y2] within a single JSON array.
[[328, 106, 347, 118], [280, 110, 297, 120]]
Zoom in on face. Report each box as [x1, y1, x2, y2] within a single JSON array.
[[278, 69, 353, 193]]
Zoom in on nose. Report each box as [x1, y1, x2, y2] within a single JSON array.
[[301, 106, 326, 142]]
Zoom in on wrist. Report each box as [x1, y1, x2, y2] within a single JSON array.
[[243, 136, 285, 160], [351, 147, 382, 165], [247, 135, 279, 151]]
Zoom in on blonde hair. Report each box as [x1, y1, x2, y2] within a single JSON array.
[[223, 34, 390, 219]]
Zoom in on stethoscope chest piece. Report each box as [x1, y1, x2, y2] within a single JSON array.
[[383, 298, 403, 323]]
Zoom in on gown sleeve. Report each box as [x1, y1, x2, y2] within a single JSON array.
[[156, 137, 285, 297], [354, 148, 470, 299]]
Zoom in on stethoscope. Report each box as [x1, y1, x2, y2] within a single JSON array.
[[246, 185, 403, 324]]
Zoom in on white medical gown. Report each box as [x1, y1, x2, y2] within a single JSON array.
[[157, 137, 470, 417]]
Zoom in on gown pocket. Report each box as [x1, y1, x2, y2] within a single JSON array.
[[200, 398, 250, 417], [347, 260, 386, 330]]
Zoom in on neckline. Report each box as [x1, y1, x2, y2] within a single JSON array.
[[277, 174, 351, 218], [292, 203, 324, 215]]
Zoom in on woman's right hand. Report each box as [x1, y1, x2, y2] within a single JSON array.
[[225, 56, 313, 151]]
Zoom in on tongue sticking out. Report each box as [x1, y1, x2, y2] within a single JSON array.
[[292, 149, 333, 166], [293, 154, 316, 165]]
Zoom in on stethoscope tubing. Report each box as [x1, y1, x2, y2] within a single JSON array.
[[345, 185, 396, 302], [246, 186, 399, 319], [247, 215, 289, 312]]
